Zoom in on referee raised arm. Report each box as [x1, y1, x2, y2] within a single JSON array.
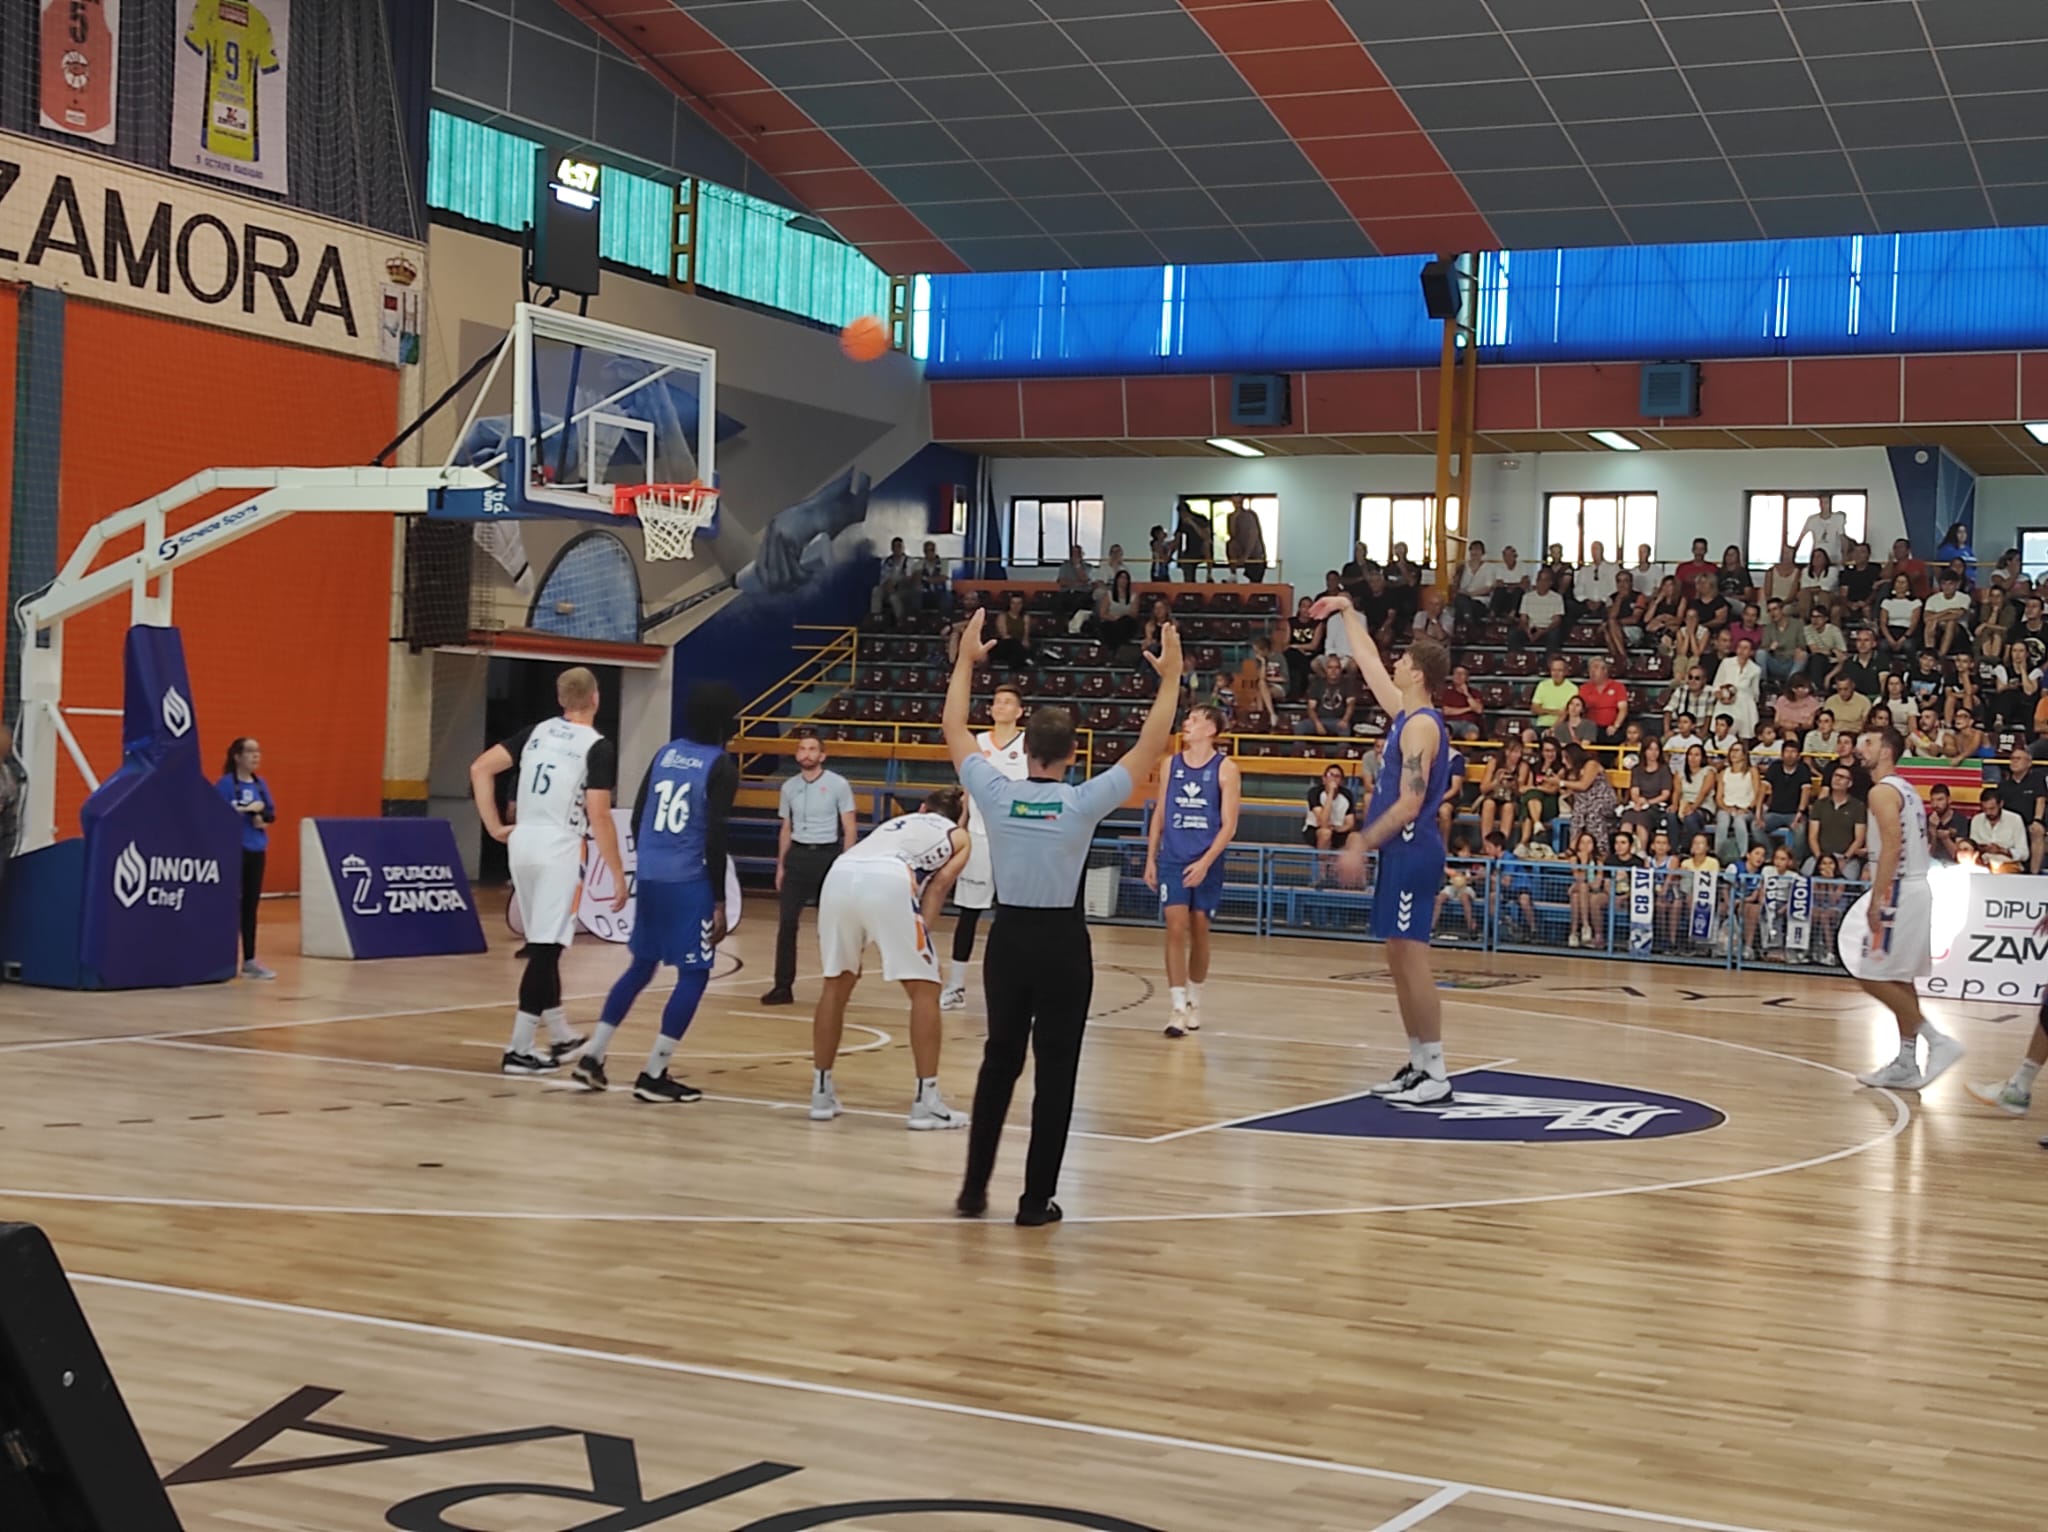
[[945, 606, 1183, 1226]]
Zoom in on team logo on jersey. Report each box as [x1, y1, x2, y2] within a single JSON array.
[[1176, 779, 1205, 805], [1232, 1069, 1723, 1144], [161, 685, 193, 738]]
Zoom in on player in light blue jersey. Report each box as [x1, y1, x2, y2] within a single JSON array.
[[571, 684, 739, 1104]]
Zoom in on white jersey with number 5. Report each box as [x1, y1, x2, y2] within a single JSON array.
[[514, 718, 603, 843], [1867, 772, 1930, 884], [842, 811, 963, 894]]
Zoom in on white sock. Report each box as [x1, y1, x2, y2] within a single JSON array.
[[644, 1034, 678, 1079], [1169, 985, 1188, 1011], [585, 1021, 618, 1064], [1407, 1036, 1426, 1070], [1188, 981, 1205, 1008], [2015, 1059, 2042, 1091], [1916, 1021, 1946, 1044], [1897, 1034, 1920, 1064], [815, 1067, 834, 1095], [510, 1012, 540, 1055], [916, 1075, 939, 1102], [947, 960, 965, 989], [1418, 1041, 1447, 1080], [542, 1007, 576, 1044]]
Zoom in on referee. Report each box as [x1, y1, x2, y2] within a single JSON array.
[[762, 730, 857, 1005], [945, 607, 1183, 1225]]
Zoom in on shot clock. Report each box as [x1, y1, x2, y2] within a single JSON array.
[[531, 148, 602, 297]]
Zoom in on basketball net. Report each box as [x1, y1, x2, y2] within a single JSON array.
[[614, 481, 718, 561]]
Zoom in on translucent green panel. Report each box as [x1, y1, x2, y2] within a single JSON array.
[[426, 111, 536, 233], [695, 182, 892, 328], [600, 169, 673, 278]]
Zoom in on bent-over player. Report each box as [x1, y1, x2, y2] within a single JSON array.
[[469, 666, 627, 1075], [810, 787, 973, 1129]]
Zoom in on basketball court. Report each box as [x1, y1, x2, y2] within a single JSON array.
[[3, 905, 2039, 1532]]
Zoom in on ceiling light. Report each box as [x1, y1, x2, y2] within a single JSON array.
[[2025, 422, 2048, 445], [1590, 430, 1641, 452], [1207, 437, 1264, 457]]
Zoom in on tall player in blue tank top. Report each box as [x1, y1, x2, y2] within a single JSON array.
[[1312, 592, 1457, 1104], [570, 684, 741, 1104], [1145, 703, 1240, 1037]]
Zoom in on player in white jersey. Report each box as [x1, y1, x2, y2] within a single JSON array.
[[943, 683, 1028, 1009], [469, 667, 627, 1075], [1846, 725, 1964, 1090], [810, 787, 972, 1129]]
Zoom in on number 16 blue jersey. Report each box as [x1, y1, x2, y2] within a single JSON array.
[[636, 740, 724, 885]]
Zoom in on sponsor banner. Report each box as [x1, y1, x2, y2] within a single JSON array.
[[1232, 1069, 1725, 1144], [79, 625, 242, 987], [1687, 869, 1717, 944], [1918, 868, 2048, 1005], [40, 0, 119, 145], [0, 129, 423, 364], [1627, 866, 1654, 957], [300, 818, 486, 961], [173, 0, 290, 194], [1784, 874, 1812, 956], [574, 807, 742, 944]]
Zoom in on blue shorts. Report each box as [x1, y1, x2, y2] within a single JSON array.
[[629, 878, 717, 969], [1372, 837, 1445, 942], [1160, 858, 1225, 917]]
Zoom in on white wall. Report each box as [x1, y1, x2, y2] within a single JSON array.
[[990, 446, 1908, 580], [1975, 477, 2048, 558]]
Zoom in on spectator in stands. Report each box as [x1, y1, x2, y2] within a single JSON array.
[[1798, 500, 1851, 566], [1576, 541, 1617, 621], [1617, 720, 1647, 766], [1643, 575, 1686, 654], [1771, 673, 1821, 736], [1676, 831, 1722, 954], [1260, 623, 1292, 701], [1729, 602, 1764, 654], [1950, 654, 1986, 728], [1884, 537, 1930, 601], [945, 591, 984, 665], [1480, 739, 1528, 846], [1877, 573, 1921, 661], [1628, 543, 1661, 593], [1970, 790, 2029, 871], [1667, 665, 1713, 728], [1440, 664, 1483, 741], [1715, 739, 1763, 862], [1665, 711, 1706, 758], [1228, 649, 1274, 733], [1763, 547, 1803, 612], [1096, 569, 1139, 653], [1806, 764, 1866, 878], [1803, 607, 1847, 685], [1674, 743, 1719, 845], [1097, 542, 1131, 589], [1690, 568, 1734, 633], [1761, 739, 1814, 851], [1603, 570, 1647, 667], [1907, 706, 1949, 758], [1512, 566, 1567, 657], [1705, 712, 1742, 761], [1413, 585, 1454, 646], [1491, 546, 1532, 617], [1833, 543, 1874, 618], [1494, 833, 1538, 940], [917, 541, 947, 611], [1927, 783, 1963, 862], [1610, 828, 1644, 870], [874, 537, 916, 627], [1055, 544, 1096, 624], [1149, 525, 1172, 582], [764, 731, 857, 1006], [1577, 655, 1628, 743], [1566, 829, 1611, 949], [2008, 642, 2047, 736], [1276, 597, 1321, 695], [2018, 596, 2048, 668], [1552, 695, 1598, 747], [1296, 654, 1355, 738], [1562, 741, 1618, 857], [1622, 736, 1674, 843], [1713, 637, 1764, 738], [1923, 569, 1973, 658], [1674, 538, 1715, 591], [1226, 504, 1267, 583], [1302, 764, 1357, 853], [1906, 648, 1945, 709], [1826, 672, 1872, 737], [1948, 706, 1990, 763], [1978, 583, 2017, 648], [1174, 501, 1212, 581], [1522, 738, 1567, 850], [991, 591, 1036, 671], [1451, 539, 1496, 629], [1139, 597, 1173, 670], [1531, 655, 1579, 732], [1810, 851, 1850, 952], [1994, 743, 2048, 872], [1880, 670, 1913, 721], [1436, 842, 1485, 939], [1355, 564, 1401, 647]]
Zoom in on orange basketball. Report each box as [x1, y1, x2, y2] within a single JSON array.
[[839, 315, 890, 362]]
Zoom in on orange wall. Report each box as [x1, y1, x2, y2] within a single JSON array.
[[55, 301, 400, 890]]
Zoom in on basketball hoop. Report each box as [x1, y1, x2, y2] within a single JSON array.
[[613, 480, 718, 562]]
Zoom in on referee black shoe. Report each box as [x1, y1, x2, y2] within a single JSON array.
[[955, 1188, 988, 1218], [1370, 1065, 1423, 1097], [633, 1070, 703, 1104], [1015, 1201, 1063, 1228], [760, 987, 796, 1007]]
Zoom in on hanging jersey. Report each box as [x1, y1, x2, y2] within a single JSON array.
[[965, 730, 1029, 834], [635, 740, 722, 884], [184, 0, 280, 162], [843, 811, 962, 893], [504, 717, 615, 842], [1868, 772, 1931, 883], [1374, 709, 1452, 850], [1160, 750, 1225, 866], [41, 0, 115, 140]]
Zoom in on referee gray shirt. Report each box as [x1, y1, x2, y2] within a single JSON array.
[[960, 757, 1131, 908], [780, 768, 854, 845]]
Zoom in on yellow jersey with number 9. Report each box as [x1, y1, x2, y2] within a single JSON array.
[[183, 0, 279, 163]]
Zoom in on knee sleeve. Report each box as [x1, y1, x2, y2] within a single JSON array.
[[952, 907, 981, 963], [518, 944, 563, 1014]]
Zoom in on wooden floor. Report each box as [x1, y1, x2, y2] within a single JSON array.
[[4, 894, 2044, 1532]]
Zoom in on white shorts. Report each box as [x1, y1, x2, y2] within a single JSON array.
[[817, 858, 938, 984], [1840, 878, 1933, 983], [510, 827, 582, 947], [953, 829, 995, 911]]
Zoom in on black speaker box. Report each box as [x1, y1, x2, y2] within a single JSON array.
[[1420, 259, 1460, 320], [0, 1224, 183, 1530]]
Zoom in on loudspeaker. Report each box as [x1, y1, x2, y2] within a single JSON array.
[[0, 1224, 183, 1530], [1420, 259, 1460, 320]]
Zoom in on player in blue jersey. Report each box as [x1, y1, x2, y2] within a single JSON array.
[[570, 683, 740, 1104], [1311, 593, 1456, 1105], [1145, 702, 1240, 1037]]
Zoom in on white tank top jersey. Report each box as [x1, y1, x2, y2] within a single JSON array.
[[1868, 772, 1930, 882], [515, 718, 603, 838], [843, 811, 963, 889], [966, 729, 1029, 835]]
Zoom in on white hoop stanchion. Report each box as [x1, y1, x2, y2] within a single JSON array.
[[614, 481, 719, 562]]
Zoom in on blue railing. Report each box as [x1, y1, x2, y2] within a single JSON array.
[[1083, 842, 1867, 974]]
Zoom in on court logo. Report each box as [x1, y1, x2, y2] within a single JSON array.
[[1233, 1069, 1724, 1144], [161, 684, 193, 738]]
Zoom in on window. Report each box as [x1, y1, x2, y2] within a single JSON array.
[[1355, 494, 1459, 566], [1008, 497, 1104, 565], [1745, 492, 1868, 566], [2020, 528, 2048, 581], [1179, 495, 1278, 572], [1545, 494, 1658, 565]]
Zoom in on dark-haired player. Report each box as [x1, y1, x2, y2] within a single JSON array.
[[1312, 594, 1456, 1105], [809, 787, 973, 1129], [1849, 725, 1962, 1091], [569, 683, 740, 1103], [1145, 701, 1239, 1037], [943, 682, 1028, 1010]]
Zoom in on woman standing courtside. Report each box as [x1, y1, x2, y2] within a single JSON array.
[[218, 737, 277, 980]]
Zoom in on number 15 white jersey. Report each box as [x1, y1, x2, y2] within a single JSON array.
[[506, 717, 617, 846]]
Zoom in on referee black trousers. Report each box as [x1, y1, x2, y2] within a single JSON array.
[[962, 906, 1093, 1211], [773, 842, 840, 990]]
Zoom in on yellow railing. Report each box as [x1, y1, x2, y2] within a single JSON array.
[[734, 624, 858, 772]]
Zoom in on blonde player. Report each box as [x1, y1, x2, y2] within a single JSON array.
[[810, 787, 973, 1129], [469, 667, 627, 1075], [942, 683, 1028, 1010], [1847, 725, 1963, 1090]]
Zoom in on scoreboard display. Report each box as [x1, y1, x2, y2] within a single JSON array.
[[531, 148, 602, 297]]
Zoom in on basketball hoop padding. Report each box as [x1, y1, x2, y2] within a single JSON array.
[[612, 481, 718, 561]]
